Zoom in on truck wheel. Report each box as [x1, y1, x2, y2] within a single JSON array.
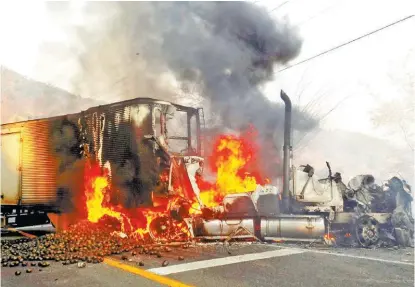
[[149, 216, 172, 241], [355, 215, 380, 247]]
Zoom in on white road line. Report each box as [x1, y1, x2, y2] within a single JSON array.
[[148, 248, 305, 275], [268, 246, 414, 266], [306, 249, 415, 266]]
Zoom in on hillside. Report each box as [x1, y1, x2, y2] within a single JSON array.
[[1, 66, 101, 124], [294, 129, 414, 185]]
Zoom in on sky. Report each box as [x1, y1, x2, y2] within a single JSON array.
[[254, 0, 414, 145], [1, 0, 414, 182]]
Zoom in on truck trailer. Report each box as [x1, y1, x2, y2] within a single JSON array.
[[1, 97, 204, 229]]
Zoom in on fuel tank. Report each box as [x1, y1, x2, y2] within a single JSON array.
[[260, 215, 325, 241], [191, 215, 325, 241], [192, 218, 255, 239]]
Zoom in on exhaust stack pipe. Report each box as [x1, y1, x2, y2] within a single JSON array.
[[280, 90, 292, 213]]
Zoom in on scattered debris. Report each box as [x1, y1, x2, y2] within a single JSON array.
[[162, 260, 169, 267], [15, 271, 21, 276], [0, 222, 147, 271], [38, 261, 50, 268], [26, 269, 32, 273], [77, 262, 86, 268], [138, 261, 144, 266], [111, 231, 128, 239]]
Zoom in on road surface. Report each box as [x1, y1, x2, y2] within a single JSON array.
[[1, 227, 414, 287]]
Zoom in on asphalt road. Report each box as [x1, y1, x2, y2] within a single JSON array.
[[1, 229, 414, 287]]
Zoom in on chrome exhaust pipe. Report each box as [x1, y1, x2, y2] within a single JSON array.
[[280, 90, 292, 213]]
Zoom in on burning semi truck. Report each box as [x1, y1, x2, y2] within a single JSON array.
[[1, 92, 413, 247]]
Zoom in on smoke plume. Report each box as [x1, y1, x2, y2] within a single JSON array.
[[57, 1, 317, 179]]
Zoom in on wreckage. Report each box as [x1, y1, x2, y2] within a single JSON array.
[[1, 93, 413, 248]]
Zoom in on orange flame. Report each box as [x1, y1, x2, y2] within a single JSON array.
[[194, 129, 268, 209], [84, 161, 132, 233], [83, 159, 191, 241], [81, 127, 267, 241], [324, 233, 336, 241]]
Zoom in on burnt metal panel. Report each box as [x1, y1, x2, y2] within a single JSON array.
[[104, 103, 156, 208], [103, 105, 132, 168]]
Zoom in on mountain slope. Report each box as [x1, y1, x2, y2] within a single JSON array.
[[1, 66, 101, 124], [294, 129, 414, 185]]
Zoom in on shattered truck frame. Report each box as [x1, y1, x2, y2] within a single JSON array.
[[1, 97, 204, 229], [183, 91, 413, 247]]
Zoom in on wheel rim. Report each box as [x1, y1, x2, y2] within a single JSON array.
[[355, 215, 379, 247], [149, 216, 171, 241]]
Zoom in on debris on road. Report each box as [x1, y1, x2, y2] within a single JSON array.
[[162, 260, 169, 267], [38, 261, 50, 268]]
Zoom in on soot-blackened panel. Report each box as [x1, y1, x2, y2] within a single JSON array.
[[101, 104, 157, 208], [50, 116, 84, 212]]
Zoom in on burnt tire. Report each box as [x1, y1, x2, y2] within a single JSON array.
[[149, 216, 172, 241], [354, 215, 380, 247]]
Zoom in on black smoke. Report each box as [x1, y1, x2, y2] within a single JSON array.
[[53, 1, 317, 180]]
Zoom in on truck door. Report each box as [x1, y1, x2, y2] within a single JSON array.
[[1, 132, 22, 205]]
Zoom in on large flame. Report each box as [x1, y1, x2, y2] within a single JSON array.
[[84, 161, 132, 233], [83, 159, 190, 241], [81, 127, 267, 241], [194, 129, 267, 209], [86, 175, 119, 222]]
